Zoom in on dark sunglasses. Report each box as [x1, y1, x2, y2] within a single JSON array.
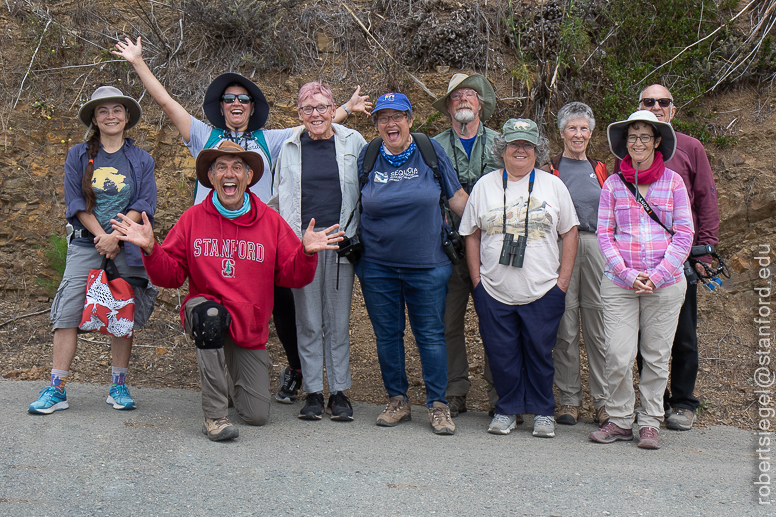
[[640, 97, 672, 108], [221, 94, 252, 104]]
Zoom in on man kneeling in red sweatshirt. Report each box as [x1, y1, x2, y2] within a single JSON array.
[[112, 141, 343, 441]]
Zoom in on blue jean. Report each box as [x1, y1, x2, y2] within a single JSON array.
[[357, 260, 452, 407]]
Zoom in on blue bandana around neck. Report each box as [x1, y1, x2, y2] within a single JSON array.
[[212, 191, 251, 219], [380, 141, 417, 167]]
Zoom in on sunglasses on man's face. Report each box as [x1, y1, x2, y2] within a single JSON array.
[[640, 97, 672, 108], [221, 94, 252, 105]]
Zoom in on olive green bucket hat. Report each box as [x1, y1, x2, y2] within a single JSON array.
[[432, 73, 496, 122]]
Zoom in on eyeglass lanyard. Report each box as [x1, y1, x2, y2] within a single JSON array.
[[450, 128, 487, 189], [502, 168, 535, 239]]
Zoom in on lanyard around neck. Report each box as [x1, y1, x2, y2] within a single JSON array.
[[502, 169, 535, 238]]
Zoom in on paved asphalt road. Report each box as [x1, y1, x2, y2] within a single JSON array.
[[1, 380, 769, 516]]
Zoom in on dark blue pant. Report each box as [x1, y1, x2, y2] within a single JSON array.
[[357, 260, 451, 408], [667, 282, 699, 410], [472, 283, 566, 416]]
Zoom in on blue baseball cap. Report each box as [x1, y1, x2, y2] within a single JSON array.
[[373, 92, 413, 113]]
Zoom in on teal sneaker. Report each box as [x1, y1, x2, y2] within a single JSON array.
[[106, 384, 136, 410], [28, 387, 69, 414]]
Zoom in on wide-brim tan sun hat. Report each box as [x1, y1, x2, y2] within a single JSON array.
[[607, 110, 676, 162], [203, 73, 270, 132], [432, 73, 496, 122], [77, 86, 142, 130], [195, 141, 264, 189]]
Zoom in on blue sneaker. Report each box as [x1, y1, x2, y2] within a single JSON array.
[[28, 387, 69, 414], [106, 384, 136, 410]]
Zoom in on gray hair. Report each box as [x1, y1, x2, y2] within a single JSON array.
[[557, 101, 595, 132], [491, 133, 550, 169], [371, 109, 413, 126]]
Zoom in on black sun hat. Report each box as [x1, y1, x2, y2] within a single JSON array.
[[203, 73, 270, 132]]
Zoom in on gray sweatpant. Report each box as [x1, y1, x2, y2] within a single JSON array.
[[292, 248, 353, 393], [185, 297, 271, 425]]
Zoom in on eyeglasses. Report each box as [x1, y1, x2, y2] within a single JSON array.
[[627, 134, 655, 144], [640, 97, 672, 108], [507, 142, 535, 151], [449, 89, 478, 101], [299, 104, 332, 115], [376, 113, 407, 125], [221, 94, 252, 104]]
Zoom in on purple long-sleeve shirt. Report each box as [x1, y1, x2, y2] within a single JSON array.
[[597, 167, 694, 289]]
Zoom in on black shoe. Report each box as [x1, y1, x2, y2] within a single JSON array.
[[448, 395, 467, 417], [327, 391, 354, 421], [299, 392, 324, 420], [275, 366, 303, 404]]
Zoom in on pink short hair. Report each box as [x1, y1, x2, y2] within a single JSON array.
[[298, 81, 335, 109]]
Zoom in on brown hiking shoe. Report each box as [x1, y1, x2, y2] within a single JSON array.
[[428, 402, 455, 435], [448, 395, 467, 417], [589, 422, 633, 444], [202, 417, 239, 441], [376, 396, 411, 427], [638, 426, 661, 449], [595, 405, 610, 425], [556, 405, 579, 425]]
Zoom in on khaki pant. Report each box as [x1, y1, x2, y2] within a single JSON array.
[[444, 256, 497, 408], [185, 297, 271, 425], [553, 232, 607, 408], [601, 277, 686, 430]]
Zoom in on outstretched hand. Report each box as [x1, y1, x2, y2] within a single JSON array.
[[302, 219, 344, 255], [111, 211, 155, 255], [345, 85, 372, 116], [113, 37, 143, 64]]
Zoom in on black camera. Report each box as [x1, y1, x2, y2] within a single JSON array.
[[443, 228, 465, 265], [499, 233, 527, 268], [337, 235, 364, 264]]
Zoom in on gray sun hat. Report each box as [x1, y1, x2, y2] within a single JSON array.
[[607, 110, 676, 162], [501, 118, 539, 145], [432, 73, 496, 122], [77, 86, 142, 130]]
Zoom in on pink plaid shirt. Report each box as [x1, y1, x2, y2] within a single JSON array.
[[597, 167, 694, 289]]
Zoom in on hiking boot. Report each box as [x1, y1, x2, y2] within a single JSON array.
[[666, 407, 696, 431], [487, 414, 518, 435], [532, 415, 556, 438], [428, 402, 455, 435], [299, 392, 325, 420], [28, 387, 69, 414], [448, 395, 467, 417], [595, 405, 610, 425], [376, 396, 411, 427], [556, 405, 579, 425], [589, 422, 634, 443], [327, 391, 354, 421], [106, 384, 136, 410], [202, 417, 239, 441], [274, 366, 303, 404], [638, 426, 661, 449]]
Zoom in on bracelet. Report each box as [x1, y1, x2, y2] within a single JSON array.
[[342, 105, 352, 116]]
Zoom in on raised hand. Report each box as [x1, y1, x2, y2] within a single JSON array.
[[111, 211, 155, 255], [112, 37, 143, 64], [345, 85, 372, 116], [302, 219, 344, 255]]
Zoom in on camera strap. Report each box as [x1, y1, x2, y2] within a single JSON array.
[[502, 168, 535, 239], [616, 172, 674, 236], [450, 128, 487, 194]]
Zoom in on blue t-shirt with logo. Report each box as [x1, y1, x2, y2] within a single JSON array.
[[358, 138, 462, 268]]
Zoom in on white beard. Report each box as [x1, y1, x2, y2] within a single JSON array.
[[453, 109, 476, 136]]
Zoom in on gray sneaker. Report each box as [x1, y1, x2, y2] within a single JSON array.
[[666, 407, 696, 431], [532, 415, 556, 438], [487, 413, 518, 435]]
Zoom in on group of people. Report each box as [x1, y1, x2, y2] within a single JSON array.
[[28, 36, 719, 451]]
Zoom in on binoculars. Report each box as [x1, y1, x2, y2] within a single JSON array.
[[443, 228, 465, 265], [337, 235, 364, 264], [499, 233, 526, 268]]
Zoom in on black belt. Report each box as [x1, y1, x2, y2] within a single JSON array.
[[72, 228, 95, 239]]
